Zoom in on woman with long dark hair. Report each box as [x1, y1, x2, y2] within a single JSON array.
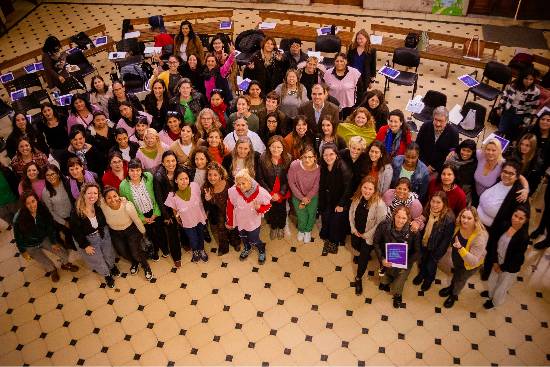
[[482, 206, 529, 309], [10, 137, 49, 178], [154, 150, 184, 267], [363, 140, 393, 194], [319, 143, 353, 256], [165, 167, 209, 262], [257, 135, 292, 240], [42, 164, 76, 250], [174, 20, 205, 64], [143, 79, 170, 131], [14, 191, 78, 282], [202, 162, 241, 255], [107, 81, 143, 123], [6, 113, 49, 158], [86, 111, 116, 162], [374, 205, 421, 308], [275, 69, 309, 119], [243, 36, 286, 93], [18, 162, 46, 199], [496, 67, 540, 139], [89, 76, 113, 116], [358, 89, 389, 131], [375, 109, 412, 159], [317, 114, 346, 155], [67, 93, 99, 131], [66, 157, 98, 200], [427, 163, 467, 215], [117, 101, 153, 139], [284, 115, 316, 160], [39, 102, 69, 162]]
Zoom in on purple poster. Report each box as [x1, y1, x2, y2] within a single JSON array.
[[385, 242, 408, 269]]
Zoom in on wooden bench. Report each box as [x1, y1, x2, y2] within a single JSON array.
[[371, 24, 501, 78], [257, 11, 355, 50], [130, 10, 234, 42], [0, 24, 113, 74]]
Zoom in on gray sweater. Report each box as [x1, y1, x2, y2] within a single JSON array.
[[42, 184, 72, 225]]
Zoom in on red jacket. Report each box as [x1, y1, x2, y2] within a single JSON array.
[[101, 162, 128, 190], [375, 125, 412, 158]]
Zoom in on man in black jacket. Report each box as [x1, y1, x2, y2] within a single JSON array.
[[416, 106, 459, 175]]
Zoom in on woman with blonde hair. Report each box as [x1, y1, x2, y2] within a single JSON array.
[[196, 108, 223, 140], [70, 182, 120, 288], [339, 135, 368, 191], [275, 69, 309, 119], [136, 128, 168, 173], [350, 176, 389, 295], [223, 136, 261, 183], [347, 29, 377, 91], [226, 168, 272, 264], [337, 107, 376, 146], [439, 206, 488, 308], [473, 138, 505, 200]]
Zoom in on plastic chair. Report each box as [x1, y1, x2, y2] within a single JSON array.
[[383, 47, 420, 98], [412, 90, 447, 125], [315, 35, 341, 68], [11, 94, 41, 115], [66, 50, 96, 80], [463, 61, 511, 110], [455, 101, 487, 142]]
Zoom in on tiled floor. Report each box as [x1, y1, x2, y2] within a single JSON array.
[[1, 2, 550, 366]]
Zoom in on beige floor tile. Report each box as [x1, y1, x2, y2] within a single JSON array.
[[269, 277, 297, 299], [15, 319, 42, 345], [5, 286, 30, 309], [98, 322, 125, 348], [32, 293, 58, 317], [516, 340, 548, 365], [0, 332, 19, 357], [142, 299, 170, 323], [348, 334, 379, 360], [38, 309, 64, 333], [460, 350, 491, 365], [162, 335, 191, 362], [422, 345, 453, 365], [138, 346, 167, 366], [440, 331, 473, 357], [477, 335, 509, 363], [369, 321, 398, 347], [21, 338, 48, 364], [0, 350, 23, 366], [112, 293, 138, 317], [106, 339, 135, 365], [50, 345, 78, 365], [75, 333, 103, 359], [328, 347, 359, 364], [217, 282, 244, 306], [185, 323, 214, 348], [277, 323, 306, 348], [173, 304, 203, 328], [150, 316, 181, 343], [297, 310, 326, 336], [254, 335, 285, 361], [11, 303, 36, 326], [386, 340, 417, 365], [232, 347, 262, 365], [120, 311, 148, 336], [133, 283, 160, 306], [219, 329, 249, 354], [311, 329, 341, 355], [54, 282, 79, 304], [83, 351, 111, 366], [196, 293, 224, 318], [241, 316, 271, 342], [155, 272, 181, 295], [129, 328, 157, 355], [83, 288, 109, 311], [249, 288, 278, 311], [263, 304, 291, 330]]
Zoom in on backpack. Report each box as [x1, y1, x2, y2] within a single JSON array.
[[405, 32, 419, 49], [508, 53, 534, 74], [71, 32, 95, 50], [235, 30, 265, 54], [120, 63, 147, 91]]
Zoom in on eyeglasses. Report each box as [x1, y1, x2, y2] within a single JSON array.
[[45, 172, 58, 178]]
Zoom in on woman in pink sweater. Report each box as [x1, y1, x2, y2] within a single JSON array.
[[287, 145, 320, 243], [226, 168, 272, 264]]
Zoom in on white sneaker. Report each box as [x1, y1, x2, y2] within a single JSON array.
[[303, 232, 311, 243], [297, 232, 304, 242]]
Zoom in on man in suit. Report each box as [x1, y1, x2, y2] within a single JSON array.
[[416, 106, 459, 175], [298, 84, 339, 128]]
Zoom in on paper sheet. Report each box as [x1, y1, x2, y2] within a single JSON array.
[[259, 22, 276, 30], [449, 104, 463, 125], [370, 35, 383, 45], [124, 31, 141, 39]]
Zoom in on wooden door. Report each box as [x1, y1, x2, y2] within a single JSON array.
[[468, 0, 517, 16]]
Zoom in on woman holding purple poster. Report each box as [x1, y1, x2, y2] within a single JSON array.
[[373, 205, 421, 308]]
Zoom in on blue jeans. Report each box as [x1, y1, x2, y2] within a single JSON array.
[[182, 222, 205, 251], [239, 227, 265, 253]]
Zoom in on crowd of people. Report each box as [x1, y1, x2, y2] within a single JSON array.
[[1, 25, 549, 312]]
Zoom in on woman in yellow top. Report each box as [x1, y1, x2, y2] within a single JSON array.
[[439, 206, 488, 308], [336, 107, 376, 147]]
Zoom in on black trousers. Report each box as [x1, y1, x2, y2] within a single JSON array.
[[54, 220, 76, 251], [265, 200, 287, 229], [110, 223, 147, 266], [143, 210, 168, 256], [163, 217, 183, 261], [354, 235, 374, 279]]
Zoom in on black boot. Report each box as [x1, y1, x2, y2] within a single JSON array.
[[534, 239, 550, 250], [439, 286, 452, 297], [354, 277, 363, 295], [483, 299, 495, 309], [393, 295, 402, 308], [420, 280, 432, 292], [443, 295, 457, 308], [110, 265, 121, 277], [378, 283, 390, 292], [105, 275, 115, 288], [480, 290, 489, 298], [412, 273, 423, 286]]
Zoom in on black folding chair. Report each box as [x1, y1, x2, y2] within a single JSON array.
[[463, 61, 512, 112], [66, 50, 96, 81], [412, 90, 447, 125], [455, 101, 487, 142], [383, 47, 420, 98], [116, 38, 143, 56], [315, 35, 341, 69], [59, 76, 86, 95], [11, 94, 41, 115]]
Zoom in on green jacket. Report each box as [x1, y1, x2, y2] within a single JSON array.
[[118, 172, 161, 221], [13, 210, 56, 252]]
